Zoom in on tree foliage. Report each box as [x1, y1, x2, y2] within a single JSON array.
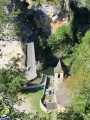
[[82, 30, 90, 43], [65, 30, 90, 92], [85, 0, 90, 10], [0, 58, 27, 117], [55, 24, 73, 45], [47, 24, 73, 56], [61, 30, 90, 120], [0, 57, 26, 96]]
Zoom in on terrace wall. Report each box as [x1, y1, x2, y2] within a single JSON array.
[[40, 74, 50, 112]]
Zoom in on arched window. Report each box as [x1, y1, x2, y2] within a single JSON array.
[[58, 74, 60, 78]]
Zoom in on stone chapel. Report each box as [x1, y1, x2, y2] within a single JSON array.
[[54, 60, 64, 83]]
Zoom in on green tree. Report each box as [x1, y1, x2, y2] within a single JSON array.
[[47, 25, 73, 55], [82, 30, 90, 43], [0, 58, 27, 116], [55, 25, 72, 44], [47, 34, 57, 51], [62, 29, 90, 120], [85, 0, 90, 10], [38, 36, 45, 50], [0, 57, 26, 96], [0, 57, 31, 119]]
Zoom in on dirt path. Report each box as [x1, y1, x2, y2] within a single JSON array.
[[14, 95, 35, 114]]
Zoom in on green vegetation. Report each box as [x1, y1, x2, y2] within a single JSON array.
[[0, 57, 26, 98], [66, 32, 90, 93], [38, 36, 45, 50], [39, 67, 54, 76], [18, 67, 54, 117], [31, 77, 41, 84], [31, 67, 54, 84], [0, 0, 36, 42], [60, 31, 90, 120], [0, 0, 22, 40], [47, 24, 73, 55], [47, 1, 90, 119], [85, 0, 90, 10], [0, 58, 27, 117], [33, 0, 65, 4], [0, 101, 9, 115], [47, 0, 90, 57], [21, 88, 47, 117], [0, 0, 90, 119], [34, 0, 43, 4], [0, 0, 9, 30], [82, 30, 90, 43]]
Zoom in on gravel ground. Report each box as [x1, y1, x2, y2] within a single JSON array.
[[14, 95, 34, 114]]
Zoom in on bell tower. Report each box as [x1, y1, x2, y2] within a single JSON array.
[[54, 60, 64, 83]]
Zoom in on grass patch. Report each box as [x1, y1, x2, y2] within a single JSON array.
[[21, 88, 47, 117], [19, 67, 54, 116], [30, 67, 54, 84], [39, 67, 54, 76], [31, 77, 41, 84]]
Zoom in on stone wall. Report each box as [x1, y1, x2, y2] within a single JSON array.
[[40, 74, 50, 112]]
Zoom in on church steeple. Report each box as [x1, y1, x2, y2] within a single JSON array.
[[54, 60, 64, 73]]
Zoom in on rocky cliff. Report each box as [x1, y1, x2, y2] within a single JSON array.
[[24, 0, 86, 34], [0, 41, 25, 68], [0, 0, 86, 68], [26, 1, 69, 34], [0, 0, 69, 68]]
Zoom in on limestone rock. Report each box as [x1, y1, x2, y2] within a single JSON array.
[[36, 61, 44, 71], [1, 23, 21, 41], [0, 41, 25, 68], [36, 56, 46, 70], [26, 2, 68, 34], [3, 6, 9, 14]]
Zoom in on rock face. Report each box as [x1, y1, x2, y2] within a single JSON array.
[[0, 0, 86, 69], [0, 20, 26, 69], [36, 61, 45, 70], [21, 0, 86, 35], [35, 4, 68, 33], [26, 1, 69, 34], [0, 41, 25, 68], [0, 23, 19, 41], [1, 0, 86, 69]]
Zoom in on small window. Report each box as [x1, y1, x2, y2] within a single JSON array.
[[58, 74, 60, 78]]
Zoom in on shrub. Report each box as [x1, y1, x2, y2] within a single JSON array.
[[82, 30, 90, 43], [47, 24, 73, 55]]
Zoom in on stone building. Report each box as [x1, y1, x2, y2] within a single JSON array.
[[54, 60, 71, 113], [40, 60, 71, 113], [54, 60, 64, 83]]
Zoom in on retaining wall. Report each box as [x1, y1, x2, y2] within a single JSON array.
[[40, 74, 50, 112]]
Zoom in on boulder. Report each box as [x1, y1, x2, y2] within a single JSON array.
[[36, 61, 44, 70]]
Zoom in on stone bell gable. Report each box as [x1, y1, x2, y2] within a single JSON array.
[[54, 60, 64, 83]]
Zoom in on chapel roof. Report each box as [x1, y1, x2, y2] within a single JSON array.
[[54, 60, 64, 73], [55, 87, 71, 107]]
